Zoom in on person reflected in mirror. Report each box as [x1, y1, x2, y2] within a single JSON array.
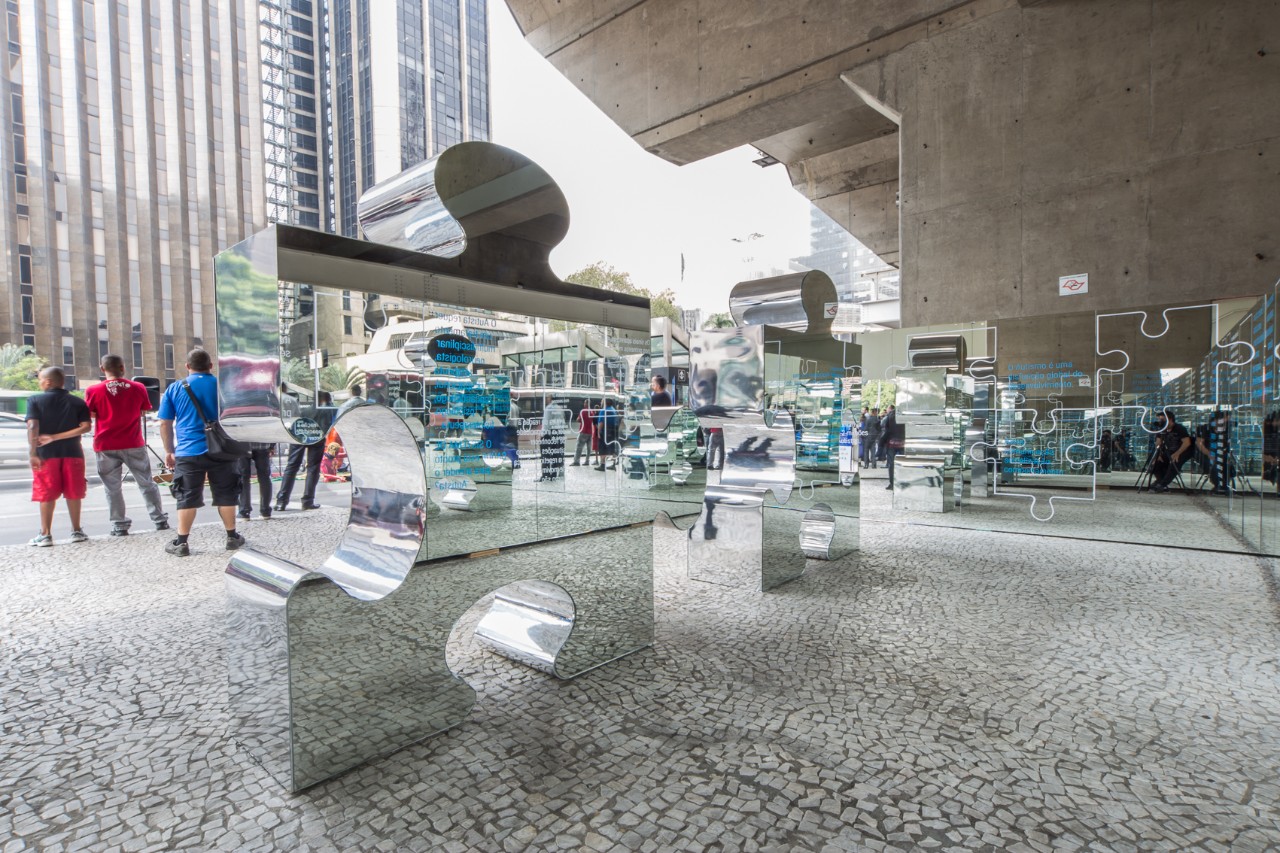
[[26, 366, 92, 546], [650, 374, 673, 407], [276, 390, 332, 511], [320, 439, 349, 482], [727, 435, 776, 469], [857, 408, 869, 467], [865, 407, 882, 469], [158, 349, 244, 556], [1150, 410, 1191, 493], [594, 398, 621, 471], [1263, 411, 1280, 490], [882, 405, 902, 490], [1099, 428, 1114, 472], [337, 383, 367, 417], [705, 426, 725, 470], [1113, 428, 1134, 471], [85, 354, 170, 536], [572, 402, 596, 466], [237, 441, 275, 519], [1195, 409, 1234, 495]]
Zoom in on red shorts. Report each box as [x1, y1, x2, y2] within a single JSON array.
[[32, 456, 88, 502]]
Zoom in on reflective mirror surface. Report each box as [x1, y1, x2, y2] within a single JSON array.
[[854, 284, 1280, 556], [216, 144, 673, 792]]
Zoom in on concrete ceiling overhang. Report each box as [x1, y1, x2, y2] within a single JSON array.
[[501, 0, 998, 279], [503, 0, 1280, 327]]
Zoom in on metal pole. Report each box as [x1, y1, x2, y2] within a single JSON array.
[[312, 289, 321, 401]]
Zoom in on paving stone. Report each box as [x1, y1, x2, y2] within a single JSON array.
[[1, 509, 1278, 851]]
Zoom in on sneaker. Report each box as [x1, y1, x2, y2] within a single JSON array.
[[885, 484, 894, 490], [237, 510, 251, 520], [110, 528, 130, 537], [225, 532, 246, 551], [155, 521, 170, 531], [29, 533, 53, 547], [300, 502, 320, 511], [273, 503, 287, 512], [260, 508, 272, 519], [165, 538, 190, 557], [69, 529, 89, 543]]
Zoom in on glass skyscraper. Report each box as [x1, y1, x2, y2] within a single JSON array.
[[329, 0, 489, 239], [794, 207, 900, 328], [324, 0, 490, 347]]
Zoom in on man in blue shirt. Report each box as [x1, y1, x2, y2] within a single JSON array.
[[157, 348, 245, 556]]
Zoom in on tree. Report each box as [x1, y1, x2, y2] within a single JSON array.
[[321, 364, 366, 394], [280, 360, 365, 395], [861, 379, 897, 410], [0, 343, 46, 390], [566, 262, 682, 322], [702, 312, 735, 329]]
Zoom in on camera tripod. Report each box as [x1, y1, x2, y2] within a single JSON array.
[[1192, 449, 1257, 496], [1134, 443, 1187, 494]]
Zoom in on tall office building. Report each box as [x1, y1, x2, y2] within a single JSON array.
[[260, 0, 330, 232], [0, 1, 490, 385], [316, 0, 491, 357], [0, 0, 267, 386], [329, 0, 490, 238], [794, 207, 900, 328]]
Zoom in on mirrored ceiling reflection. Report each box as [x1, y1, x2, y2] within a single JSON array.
[[854, 289, 1280, 556]]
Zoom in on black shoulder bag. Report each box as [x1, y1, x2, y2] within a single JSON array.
[[181, 380, 250, 462]]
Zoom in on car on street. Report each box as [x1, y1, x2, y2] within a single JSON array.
[[0, 412, 30, 464], [0, 410, 98, 465]]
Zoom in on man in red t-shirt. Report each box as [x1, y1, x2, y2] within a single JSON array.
[[84, 354, 170, 536]]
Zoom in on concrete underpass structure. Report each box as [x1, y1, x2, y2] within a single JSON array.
[[502, 0, 1279, 325]]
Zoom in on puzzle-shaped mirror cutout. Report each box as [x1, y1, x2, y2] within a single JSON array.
[[1095, 303, 1261, 500], [978, 371, 1098, 521]]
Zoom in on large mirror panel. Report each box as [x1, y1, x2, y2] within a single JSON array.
[[854, 289, 1279, 556]]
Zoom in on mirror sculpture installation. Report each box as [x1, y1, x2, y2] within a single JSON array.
[[854, 282, 1280, 556], [217, 142, 663, 791], [663, 270, 859, 591]]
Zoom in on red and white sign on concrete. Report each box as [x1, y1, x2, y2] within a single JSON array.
[[1058, 273, 1089, 296]]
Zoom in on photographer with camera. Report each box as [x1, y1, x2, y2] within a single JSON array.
[[1150, 410, 1192, 493]]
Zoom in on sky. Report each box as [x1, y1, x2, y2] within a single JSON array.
[[485, 0, 815, 317]]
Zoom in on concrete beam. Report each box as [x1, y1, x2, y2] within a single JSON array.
[[505, 0, 1280, 325]]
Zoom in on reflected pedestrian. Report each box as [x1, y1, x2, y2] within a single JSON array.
[[571, 403, 596, 466], [883, 404, 901, 489], [237, 442, 274, 519], [276, 390, 332, 511], [650, 374, 673, 407]]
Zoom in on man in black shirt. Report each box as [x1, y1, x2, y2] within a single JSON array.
[[650, 375, 673, 407], [1151, 410, 1192, 493], [275, 390, 333, 511], [25, 367, 92, 546], [882, 405, 902, 489]]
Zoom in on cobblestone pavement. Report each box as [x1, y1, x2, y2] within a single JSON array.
[[2, 506, 1279, 852]]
